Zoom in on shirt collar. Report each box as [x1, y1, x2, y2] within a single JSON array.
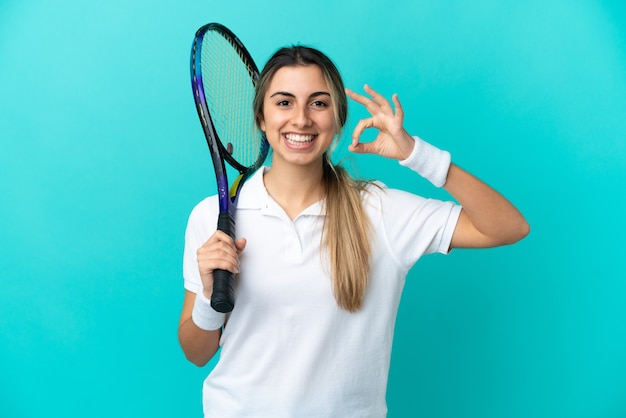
[[236, 167, 325, 217]]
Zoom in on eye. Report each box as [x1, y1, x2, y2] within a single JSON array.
[[276, 100, 291, 106], [311, 100, 329, 108]]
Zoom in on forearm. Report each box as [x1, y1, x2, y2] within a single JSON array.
[[344, 86, 529, 248], [178, 317, 221, 367], [178, 290, 223, 367], [444, 163, 530, 248]]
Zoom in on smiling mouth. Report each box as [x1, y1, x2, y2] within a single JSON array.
[[284, 133, 315, 145]]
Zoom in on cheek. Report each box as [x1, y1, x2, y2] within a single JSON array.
[[259, 107, 281, 131], [321, 116, 337, 135]]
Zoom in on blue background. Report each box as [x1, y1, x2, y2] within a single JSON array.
[[1, 1, 625, 417]]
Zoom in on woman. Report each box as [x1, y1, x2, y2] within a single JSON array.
[[178, 46, 529, 417]]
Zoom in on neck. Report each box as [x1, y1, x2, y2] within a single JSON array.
[[263, 159, 326, 220]]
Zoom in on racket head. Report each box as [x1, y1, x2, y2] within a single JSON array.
[[190, 23, 268, 313], [191, 23, 269, 178]]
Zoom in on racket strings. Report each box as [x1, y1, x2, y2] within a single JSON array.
[[201, 32, 263, 169]]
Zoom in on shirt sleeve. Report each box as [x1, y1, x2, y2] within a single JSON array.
[[182, 196, 219, 294], [374, 185, 462, 270]]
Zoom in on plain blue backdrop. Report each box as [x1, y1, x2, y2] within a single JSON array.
[[1, 1, 625, 417]]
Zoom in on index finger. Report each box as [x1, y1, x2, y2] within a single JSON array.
[[204, 230, 236, 248], [346, 85, 394, 116], [345, 87, 374, 107], [363, 84, 393, 110]]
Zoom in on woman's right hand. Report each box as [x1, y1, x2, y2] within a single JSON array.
[[196, 231, 247, 299]]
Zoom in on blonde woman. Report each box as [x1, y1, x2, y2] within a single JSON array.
[[178, 46, 529, 417]]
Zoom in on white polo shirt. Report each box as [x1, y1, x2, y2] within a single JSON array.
[[183, 167, 461, 418]]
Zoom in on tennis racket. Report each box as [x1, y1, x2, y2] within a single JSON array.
[[190, 23, 269, 313]]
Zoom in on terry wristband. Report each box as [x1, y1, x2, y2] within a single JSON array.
[[399, 135, 451, 188], [192, 290, 226, 331]]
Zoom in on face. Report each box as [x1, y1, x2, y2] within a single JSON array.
[[259, 65, 336, 170]]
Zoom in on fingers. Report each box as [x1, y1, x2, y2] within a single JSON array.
[[346, 84, 410, 159], [197, 231, 244, 291], [363, 84, 393, 112], [348, 140, 377, 155], [345, 87, 371, 107], [391, 93, 404, 120], [346, 85, 384, 145], [234, 237, 247, 253], [346, 85, 394, 115], [346, 85, 403, 139], [350, 117, 374, 146]]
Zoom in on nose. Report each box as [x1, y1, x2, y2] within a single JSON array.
[[291, 104, 312, 128]]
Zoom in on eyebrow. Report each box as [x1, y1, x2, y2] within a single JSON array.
[[269, 91, 331, 99]]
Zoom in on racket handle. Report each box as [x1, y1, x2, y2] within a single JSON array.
[[211, 212, 236, 313], [211, 269, 235, 313]]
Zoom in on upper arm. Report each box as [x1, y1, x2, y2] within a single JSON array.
[[444, 164, 530, 249], [450, 208, 499, 249]]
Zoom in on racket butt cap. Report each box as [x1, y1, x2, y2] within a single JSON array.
[[211, 297, 234, 313]]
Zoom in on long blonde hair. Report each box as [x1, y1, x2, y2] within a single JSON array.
[[253, 46, 372, 312]]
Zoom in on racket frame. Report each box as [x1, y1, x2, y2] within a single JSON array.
[[190, 23, 268, 313]]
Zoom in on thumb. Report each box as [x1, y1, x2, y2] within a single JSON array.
[[234, 238, 247, 253], [348, 141, 378, 155]]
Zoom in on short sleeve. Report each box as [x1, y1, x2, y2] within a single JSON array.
[[182, 196, 219, 294], [372, 185, 461, 270]]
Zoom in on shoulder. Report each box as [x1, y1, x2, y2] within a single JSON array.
[[190, 194, 219, 217], [186, 168, 267, 229], [186, 194, 220, 233], [362, 181, 460, 229], [362, 181, 431, 209]]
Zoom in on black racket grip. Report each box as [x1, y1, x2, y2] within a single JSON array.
[[211, 212, 236, 313]]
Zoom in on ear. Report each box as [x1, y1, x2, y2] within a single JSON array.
[[259, 117, 266, 132]]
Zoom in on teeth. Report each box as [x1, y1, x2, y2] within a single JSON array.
[[285, 134, 314, 144]]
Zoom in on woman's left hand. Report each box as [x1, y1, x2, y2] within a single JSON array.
[[346, 85, 415, 161]]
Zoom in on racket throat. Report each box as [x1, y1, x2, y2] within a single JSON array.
[[229, 174, 244, 201]]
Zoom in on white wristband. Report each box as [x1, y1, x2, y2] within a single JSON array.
[[399, 136, 451, 187], [192, 290, 226, 331]]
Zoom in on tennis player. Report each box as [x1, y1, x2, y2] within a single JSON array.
[[178, 45, 529, 417]]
